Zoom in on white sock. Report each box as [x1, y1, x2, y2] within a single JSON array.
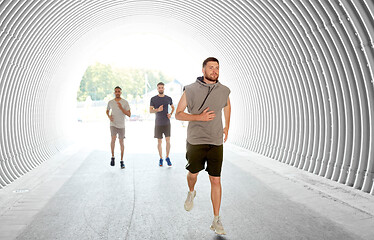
[[214, 216, 220, 221]]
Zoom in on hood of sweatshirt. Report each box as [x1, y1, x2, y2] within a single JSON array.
[[196, 76, 220, 87]]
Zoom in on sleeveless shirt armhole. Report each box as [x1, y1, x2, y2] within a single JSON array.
[[184, 85, 192, 109]]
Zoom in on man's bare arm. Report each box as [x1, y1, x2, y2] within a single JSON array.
[[150, 105, 163, 113], [175, 92, 215, 122], [170, 104, 175, 115], [223, 96, 231, 142], [120, 108, 131, 117], [123, 109, 131, 117], [167, 104, 175, 119], [106, 109, 113, 121]]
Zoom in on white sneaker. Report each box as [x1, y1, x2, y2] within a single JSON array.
[[210, 216, 226, 235], [184, 190, 196, 211]]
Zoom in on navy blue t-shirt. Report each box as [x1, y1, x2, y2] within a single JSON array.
[[150, 95, 173, 126]]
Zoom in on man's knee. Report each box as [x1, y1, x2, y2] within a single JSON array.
[[165, 137, 171, 144], [188, 171, 199, 180], [209, 176, 221, 186], [119, 139, 124, 146], [111, 136, 116, 142]]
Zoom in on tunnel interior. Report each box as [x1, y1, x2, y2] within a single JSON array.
[[0, 0, 374, 194]]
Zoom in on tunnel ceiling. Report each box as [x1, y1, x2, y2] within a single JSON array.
[[1, 0, 374, 194]]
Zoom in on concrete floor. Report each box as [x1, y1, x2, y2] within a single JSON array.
[[0, 121, 373, 239]]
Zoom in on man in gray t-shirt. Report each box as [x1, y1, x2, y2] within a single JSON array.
[[176, 57, 231, 235], [106, 86, 131, 169]]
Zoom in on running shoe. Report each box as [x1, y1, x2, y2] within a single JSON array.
[[210, 216, 226, 235], [110, 157, 115, 166], [165, 157, 172, 166], [159, 158, 163, 167], [184, 190, 196, 211], [120, 161, 125, 169]]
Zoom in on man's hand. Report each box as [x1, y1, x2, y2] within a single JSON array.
[[223, 127, 229, 142], [109, 116, 114, 122], [167, 113, 171, 119], [158, 105, 164, 112], [199, 107, 215, 121], [117, 102, 123, 109]]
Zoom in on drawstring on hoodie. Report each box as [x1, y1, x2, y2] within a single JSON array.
[[198, 85, 215, 111]]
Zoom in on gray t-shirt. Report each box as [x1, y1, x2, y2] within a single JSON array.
[[184, 77, 230, 145], [107, 99, 130, 129]]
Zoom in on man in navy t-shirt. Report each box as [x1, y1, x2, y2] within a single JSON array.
[[150, 82, 175, 167]]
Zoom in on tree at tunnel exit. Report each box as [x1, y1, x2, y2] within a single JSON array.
[[77, 62, 172, 101]]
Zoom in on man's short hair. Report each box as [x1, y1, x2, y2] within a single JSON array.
[[157, 82, 164, 86], [203, 57, 219, 68], [114, 86, 122, 90]]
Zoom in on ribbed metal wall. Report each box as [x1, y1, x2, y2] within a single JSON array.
[[0, 0, 373, 194]]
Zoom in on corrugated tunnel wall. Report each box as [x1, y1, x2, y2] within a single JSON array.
[[0, 1, 374, 194]]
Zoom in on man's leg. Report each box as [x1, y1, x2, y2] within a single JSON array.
[[157, 138, 162, 158], [119, 138, 125, 169], [187, 171, 199, 192], [206, 145, 225, 235], [111, 135, 116, 157], [209, 175, 225, 234], [184, 143, 204, 211], [155, 125, 163, 159], [209, 176, 221, 217], [165, 137, 171, 158], [119, 138, 124, 160], [184, 171, 199, 211]]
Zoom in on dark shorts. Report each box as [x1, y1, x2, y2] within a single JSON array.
[[154, 124, 171, 139], [185, 142, 223, 177]]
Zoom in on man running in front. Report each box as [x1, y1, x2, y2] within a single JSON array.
[[150, 82, 175, 166], [175, 57, 231, 235], [106, 86, 131, 169]]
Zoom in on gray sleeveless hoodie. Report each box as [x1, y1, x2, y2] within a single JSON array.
[[184, 77, 231, 145]]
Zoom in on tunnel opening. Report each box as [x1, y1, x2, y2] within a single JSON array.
[[71, 30, 209, 158]]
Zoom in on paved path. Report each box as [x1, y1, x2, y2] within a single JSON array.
[[0, 121, 373, 239], [2, 150, 365, 240]]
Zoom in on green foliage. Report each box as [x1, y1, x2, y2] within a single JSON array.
[[77, 62, 172, 101]]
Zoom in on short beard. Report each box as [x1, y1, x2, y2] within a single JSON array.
[[158, 91, 164, 95], [205, 76, 218, 82]]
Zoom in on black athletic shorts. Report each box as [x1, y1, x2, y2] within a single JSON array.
[[185, 142, 223, 177], [154, 124, 171, 139]]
